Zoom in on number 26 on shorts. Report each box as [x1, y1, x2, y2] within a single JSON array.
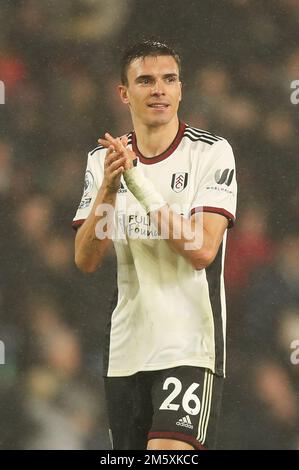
[[159, 377, 201, 415]]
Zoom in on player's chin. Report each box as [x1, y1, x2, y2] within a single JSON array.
[[147, 114, 173, 127]]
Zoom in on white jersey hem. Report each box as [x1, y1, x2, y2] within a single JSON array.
[[107, 358, 217, 377]]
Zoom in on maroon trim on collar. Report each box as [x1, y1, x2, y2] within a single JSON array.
[[132, 121, 186, 165]]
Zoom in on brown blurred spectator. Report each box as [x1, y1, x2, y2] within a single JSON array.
[[0, 52, 27, 96], [0, 139, 13, 195], [197, 65, 231, 98], [22, 303, 107, 449], [264, 112, 296, 148], [184, 65, 231, 127], [15, 194, 54, 244], [219, 96, 259, 133], [226, 203, 275, 301], [240, 234, 299, 449], [51, 0, 132, 42]]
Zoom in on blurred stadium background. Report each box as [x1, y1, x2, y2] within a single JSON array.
[[0, 0, 298, 449]]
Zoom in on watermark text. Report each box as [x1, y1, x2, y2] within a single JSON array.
[[290, 339, 299, 365], [0, 340, 5, 365], [93, 202, 203, 250], [290, 80, 299, 105], [0, 81, 5, 104]]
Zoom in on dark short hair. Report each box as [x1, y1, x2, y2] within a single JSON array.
[[120, 39, 181, 85]]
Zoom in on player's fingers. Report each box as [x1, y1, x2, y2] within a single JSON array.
[[104, 132, 119, 148], [105, 145, 115, 156], [105, 145, 123, 160], [104, 146, 116, 166], [116, 136, 127, 152], [105, 150, 124, 168], [120, 135, 128, 147], [108, 156, 126, 173], [99, 133, 122, 151], [98, 137, 111, 148], [127, 148, 137, 160], [106, 133, 125, 154], [110, 166, 124, 180]]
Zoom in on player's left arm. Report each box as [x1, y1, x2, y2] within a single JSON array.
[[152, 207, 228, 270]]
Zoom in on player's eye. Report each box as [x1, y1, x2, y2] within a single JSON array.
[[165, 76, 177, 83], [138, 77, 152, 85]]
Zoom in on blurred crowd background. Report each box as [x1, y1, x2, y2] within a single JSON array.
[[0, 0, 299, 449]]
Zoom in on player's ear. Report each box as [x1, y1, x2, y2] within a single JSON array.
[[118, 85, 130, 105], [179, 81, 182, 102]]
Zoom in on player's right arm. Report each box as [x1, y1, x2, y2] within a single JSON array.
[[74, 144, 127, 273]]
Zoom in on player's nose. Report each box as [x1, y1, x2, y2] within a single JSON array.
[[150, 79, 165, 96]]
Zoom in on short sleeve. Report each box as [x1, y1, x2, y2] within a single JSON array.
[[190, 139, 237, 228], [72, 151, 101, 230]]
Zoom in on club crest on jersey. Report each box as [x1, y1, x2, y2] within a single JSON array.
[[83, 170, 94, 196], [171, 172, 188, 193]]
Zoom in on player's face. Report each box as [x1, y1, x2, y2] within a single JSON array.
[[119, 55, 182, 127]]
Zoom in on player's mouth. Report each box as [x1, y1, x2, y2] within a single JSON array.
[[147, 103, 170, 109]]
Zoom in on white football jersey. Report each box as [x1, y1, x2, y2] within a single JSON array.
[[73, 123, 237, 377]]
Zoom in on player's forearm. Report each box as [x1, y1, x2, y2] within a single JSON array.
[[152, 207, 216, 270], [123, 166, 216, 270], [75, 185, 116, 273]]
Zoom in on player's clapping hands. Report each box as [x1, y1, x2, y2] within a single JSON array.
[[98, 133, 136, 193]]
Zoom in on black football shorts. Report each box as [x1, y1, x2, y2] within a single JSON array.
[[104, 365, 223, 450]]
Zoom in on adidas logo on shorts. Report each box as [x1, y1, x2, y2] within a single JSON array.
[[176, 415, 193, 429]]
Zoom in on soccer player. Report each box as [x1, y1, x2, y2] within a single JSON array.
[[73, 40, 237, 450]]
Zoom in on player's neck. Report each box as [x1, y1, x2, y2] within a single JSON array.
[[133, 116, 180, 158]]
